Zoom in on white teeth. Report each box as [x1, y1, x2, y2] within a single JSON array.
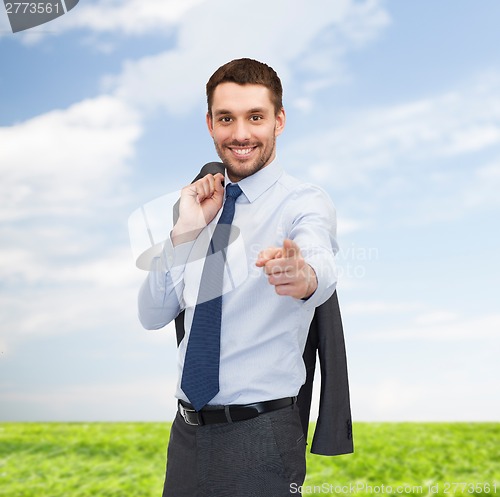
[[233, 148, 253, 155]]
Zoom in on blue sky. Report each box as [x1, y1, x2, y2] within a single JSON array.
[[1, 0, 499, 422]]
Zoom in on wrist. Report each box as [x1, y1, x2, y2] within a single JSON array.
[[302, 264, 318, 300], [171, 222, 203, 247]]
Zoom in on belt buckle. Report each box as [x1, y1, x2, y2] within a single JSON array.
[[179, 402, 204, 426]]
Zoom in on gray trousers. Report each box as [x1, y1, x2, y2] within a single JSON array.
[[162, 403, 306, 497]]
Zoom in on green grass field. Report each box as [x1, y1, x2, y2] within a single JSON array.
[[1, 422, 499, 496]]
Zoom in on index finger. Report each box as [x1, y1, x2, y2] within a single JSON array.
[[283, 238, 301, 259], [255, 247, 282, 267]]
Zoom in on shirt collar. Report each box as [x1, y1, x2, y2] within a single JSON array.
[[225, 158, 283, 203]]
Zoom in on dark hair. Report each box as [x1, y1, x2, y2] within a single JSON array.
[[206, 58, 283, 115]]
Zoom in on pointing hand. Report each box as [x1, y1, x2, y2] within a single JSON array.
[[256, 239, 318, 299]]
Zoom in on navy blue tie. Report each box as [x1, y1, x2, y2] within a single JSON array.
[[181, 183, 243, 411]]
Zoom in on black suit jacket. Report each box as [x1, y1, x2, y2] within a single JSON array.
[[173, 162, 353, 456]]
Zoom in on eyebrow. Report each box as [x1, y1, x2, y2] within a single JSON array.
[[248, 107, 266, 114], [213, 109, 232, 117], [213, 107, 268, 117]]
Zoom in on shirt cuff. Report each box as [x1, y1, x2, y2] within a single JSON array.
[[160, 235, 196, 284], [302, 254, 337, 310]]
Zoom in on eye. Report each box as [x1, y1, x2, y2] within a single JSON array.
[[219, 116, 232, 123], [250, 115, 263, 122]]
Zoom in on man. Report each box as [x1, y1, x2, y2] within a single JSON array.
[[138, 58, 339, 496]]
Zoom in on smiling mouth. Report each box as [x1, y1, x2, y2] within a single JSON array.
[[228, 146, 257, 158]]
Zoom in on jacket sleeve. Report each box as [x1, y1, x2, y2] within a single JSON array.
[[297, 290, 354, 456]]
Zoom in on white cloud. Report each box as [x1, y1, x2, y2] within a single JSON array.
[[0, 95, 142, 221], [1, 322, 180, 420], [105, 0, 390, 115], [359, 313, 500, 342], [415, 311, 458, 325], [1, 0, 206, 42], [0, 377, 178, 421], [3, 0, 391, 53], [0, 94, 146, 356], [352, 377, 500, 421], [464, 159, 500, 209], [2, 245, 142, 290], [343, 301, 422, 314], [284, 72, 500, 190], [0, 249, 143, 343], [336, 217, 364, 235], [0, 247, 44, 284], [478, 161, 500, 181], [63, 0, 206, 35], [3, 0, 392, 164]]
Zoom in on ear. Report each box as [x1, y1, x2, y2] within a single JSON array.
[[275, 107, 286, 137], [206, 112, 214, 138]]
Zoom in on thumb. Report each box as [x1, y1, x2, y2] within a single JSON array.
[[213, 173, 225, 194], [283, 238, 300, 259]]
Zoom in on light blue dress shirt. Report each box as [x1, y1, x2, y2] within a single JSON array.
[[138, 160, 338, 405]]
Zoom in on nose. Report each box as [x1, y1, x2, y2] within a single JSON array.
[[232, 120, 251, 142]]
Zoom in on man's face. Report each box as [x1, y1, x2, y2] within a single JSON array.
[[207, 82, 285, 182]]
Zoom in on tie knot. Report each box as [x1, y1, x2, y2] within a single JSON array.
[[225, 184, 243, 200]]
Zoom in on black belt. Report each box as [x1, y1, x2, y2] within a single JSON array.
[[178, 396, 296, 426]]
